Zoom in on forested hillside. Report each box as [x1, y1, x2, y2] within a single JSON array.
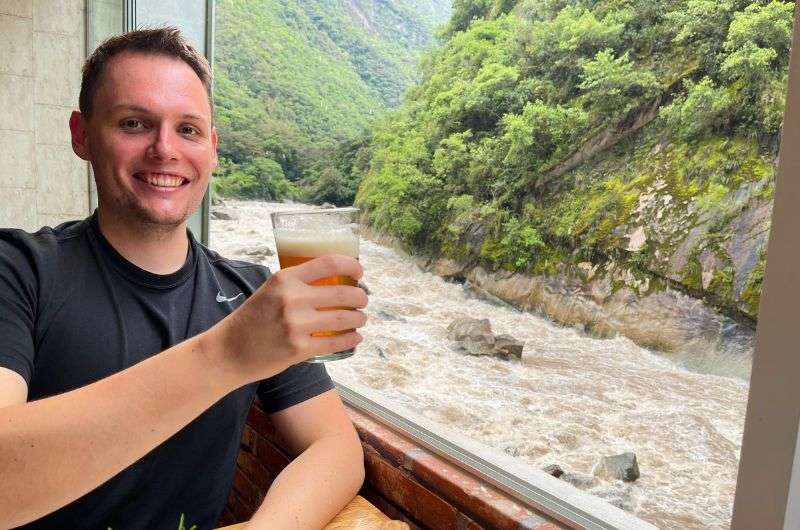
[[212, 0, 450, 204], [357, 0, 793, 329]]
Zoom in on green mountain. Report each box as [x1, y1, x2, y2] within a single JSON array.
[[212, 0, 451, 201], [356, 0, 793, 326]]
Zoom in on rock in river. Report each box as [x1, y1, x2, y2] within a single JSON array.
[[593, 452, 640, 482], [446, 317, 524, 360]]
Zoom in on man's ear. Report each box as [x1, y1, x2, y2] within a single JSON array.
[[69, 111, 91, 161], [210, 125, 218, 169]]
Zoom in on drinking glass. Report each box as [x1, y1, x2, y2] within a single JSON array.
[[270, 207, 360, 362]]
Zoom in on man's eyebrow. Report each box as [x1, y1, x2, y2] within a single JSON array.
[[109, 104, 208, 122]]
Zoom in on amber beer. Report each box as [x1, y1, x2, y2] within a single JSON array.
[[271, 207, 360, 362]]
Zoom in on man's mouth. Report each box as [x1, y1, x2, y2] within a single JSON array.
[[134, 171, 189, 188]]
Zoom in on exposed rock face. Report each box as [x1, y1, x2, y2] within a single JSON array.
[[446, 317, 524, 360], [429, 258, 466, 279], [632, 178, 770, 316], [593, 452, 640, 482], [462, 265, 739, 356], [727, 198, 772, 300]]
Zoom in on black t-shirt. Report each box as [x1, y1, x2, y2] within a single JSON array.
[[0, 213, 334, 530]]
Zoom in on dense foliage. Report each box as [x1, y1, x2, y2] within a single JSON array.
[[356, 0, 792, 316], [212, 0, 450, 204]]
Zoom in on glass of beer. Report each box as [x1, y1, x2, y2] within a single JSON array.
[[270, 207, 360, 363]]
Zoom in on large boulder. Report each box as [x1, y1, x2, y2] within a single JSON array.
[[593, 452, 640, 482], [447, 318, 494, 356], [446, 317, 524, 360]]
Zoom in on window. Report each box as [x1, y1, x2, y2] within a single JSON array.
[[207, 1, 798, 528]]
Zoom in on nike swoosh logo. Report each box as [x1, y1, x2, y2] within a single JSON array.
[[216, 291, 244, 303]]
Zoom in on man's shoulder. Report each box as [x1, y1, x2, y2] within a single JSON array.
[[0, 218, 89, 267]]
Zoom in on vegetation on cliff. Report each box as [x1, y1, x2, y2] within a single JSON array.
[[356, 0, 793, 319]]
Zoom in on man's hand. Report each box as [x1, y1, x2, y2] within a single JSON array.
[[210, 255, 369, 383]]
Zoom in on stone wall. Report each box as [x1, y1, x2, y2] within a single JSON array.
[[0, 0, 90, 231]]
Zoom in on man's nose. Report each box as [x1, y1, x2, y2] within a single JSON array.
[[147, 127, 179, 161]]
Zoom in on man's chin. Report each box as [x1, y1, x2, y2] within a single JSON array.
[[131, 204, 194, 229]]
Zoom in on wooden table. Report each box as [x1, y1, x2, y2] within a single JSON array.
[[217, 495, 409, 530]]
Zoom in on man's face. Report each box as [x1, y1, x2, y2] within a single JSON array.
[[72, 52, 217, 229]]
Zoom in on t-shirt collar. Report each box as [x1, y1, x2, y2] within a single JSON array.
[[88, 211, 197, 289]]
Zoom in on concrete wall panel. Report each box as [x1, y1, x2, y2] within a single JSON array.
[[0, 1, 33, 18], [33, 0, 84, 35], [35, 104, 75, 146], [0, 73, 34, 131], [0, 0, 91, 231], [0, 14, 33, 76], [34, 31, 82, 107], [0, 130, 35, 188], [0, 187, 38, 231]]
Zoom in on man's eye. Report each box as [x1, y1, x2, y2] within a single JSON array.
[[120, 119, 145, 130], [179, 125, 200, 136]]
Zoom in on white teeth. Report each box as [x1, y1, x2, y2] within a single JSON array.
[[141, 173, 185, 188]]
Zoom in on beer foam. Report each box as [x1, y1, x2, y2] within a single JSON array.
[[274, 228, 359, 258]]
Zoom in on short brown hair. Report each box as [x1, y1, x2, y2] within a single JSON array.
[[79, 27, 213, 119]]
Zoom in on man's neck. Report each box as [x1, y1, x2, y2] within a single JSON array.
[[96, 207, 189, 275]]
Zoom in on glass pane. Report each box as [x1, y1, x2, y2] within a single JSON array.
[[136, 0, 207, 54], [135, 0, 209, 241], [209, 1, 794, 528], [87, 0, 123, 52]]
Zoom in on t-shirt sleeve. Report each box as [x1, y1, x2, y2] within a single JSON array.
[[0, 237, 38, 384], [256, 362, 335, 413]]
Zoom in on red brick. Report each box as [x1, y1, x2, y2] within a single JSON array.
[[226, 489, 255, 522], [246, 404, 279, 442], [347, 407, 421, 466], [456, 512, 486, 530], [360, 487, 423, 530], [237, 449, 274, 492], [240, 424, 257, 453], [232, 468, 260, 508], [254, 436, 291, 476], [364, 445, 458, 530], [407, 451, 554, 530]]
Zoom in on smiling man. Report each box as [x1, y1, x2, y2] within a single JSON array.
[[0, 28, 367, 529]]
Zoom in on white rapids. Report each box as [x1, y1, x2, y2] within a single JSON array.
[[210, 199, 749, 530]]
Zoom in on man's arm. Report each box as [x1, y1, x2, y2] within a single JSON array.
[[246, 389, 366, 530], [0, 255, 367, 528]]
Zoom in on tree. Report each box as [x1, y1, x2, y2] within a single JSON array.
[[660, 77, 734, 140], [578, 49, 659, 116], [501, 100, 588, 170], [445, 0, 493, 35]]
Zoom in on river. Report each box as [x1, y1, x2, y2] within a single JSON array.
[[210, 199, 749, 530]]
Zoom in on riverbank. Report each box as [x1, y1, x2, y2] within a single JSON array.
[[361, 223, 754, 380]]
